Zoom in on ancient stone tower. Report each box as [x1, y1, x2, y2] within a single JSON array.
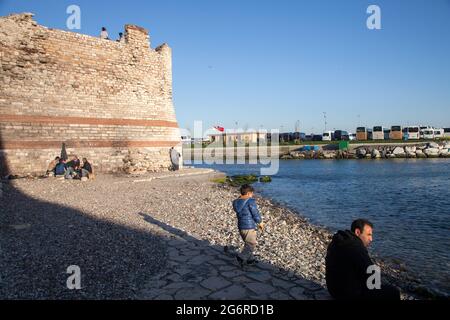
[[0, 13, 181, 176]]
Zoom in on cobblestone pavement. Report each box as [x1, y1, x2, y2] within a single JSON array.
[[137, 219, 332, 300]]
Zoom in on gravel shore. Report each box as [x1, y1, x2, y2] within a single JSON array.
[[0, 170, 424, 299]]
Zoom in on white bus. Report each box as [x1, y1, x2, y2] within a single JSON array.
[[422, 129, 435, 140], [406, 126, 420, 140], [434, 128, 444, 139], [420, 126, 432, 139], [373, 126, 384, 140], [322, 131, 333, 141]]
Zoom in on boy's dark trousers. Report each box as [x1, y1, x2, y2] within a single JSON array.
[[238, 229, 257, 262]]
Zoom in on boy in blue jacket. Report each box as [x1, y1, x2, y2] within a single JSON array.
[[232, 184, 265, 266]]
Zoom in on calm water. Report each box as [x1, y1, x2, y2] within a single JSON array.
[[194, 159, 450, 296]]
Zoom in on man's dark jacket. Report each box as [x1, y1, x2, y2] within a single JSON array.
[[325, 230, 373, 300]]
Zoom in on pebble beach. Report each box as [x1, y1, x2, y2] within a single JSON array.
[[0, 169, 424, 299]]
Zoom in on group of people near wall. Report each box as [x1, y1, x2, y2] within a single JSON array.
[[99, 27, 125, 42], [46, 156, 94, 181]]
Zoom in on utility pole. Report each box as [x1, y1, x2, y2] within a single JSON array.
[[295, 120, 300, 133], [323, 112, 327, 132]]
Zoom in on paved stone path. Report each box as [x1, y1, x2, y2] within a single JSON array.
[[138, 226, 332, 300]]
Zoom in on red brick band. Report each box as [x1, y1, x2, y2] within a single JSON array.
[[1, 140, 180, 150], [0, 114, 179, 128]]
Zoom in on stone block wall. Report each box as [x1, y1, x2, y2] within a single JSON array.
[[0, 13, 181, 176]]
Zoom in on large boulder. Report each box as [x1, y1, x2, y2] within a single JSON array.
[[405, 146, 416, 153], [439, 149, 449, 157], [289, 151, 303, 159], [393, 147, 406, 158], [428, 142, 439, 149], [356, 148, 367, 159], [424, 148, 440, 158], [323, 152, 336, 159], [371, 149, 381, 159], [387, 153, 396, 159], [415, 150, 427, 158]]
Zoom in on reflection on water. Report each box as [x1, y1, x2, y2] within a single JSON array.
[[194, 159, 450, 295]]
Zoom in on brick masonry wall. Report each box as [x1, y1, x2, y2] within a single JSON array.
[[0, 13, 181, 176]]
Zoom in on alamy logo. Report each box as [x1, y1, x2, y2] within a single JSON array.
[[66, 5, 81, 30], [367, 5, 382, 30], [66, 265, 81, 290], [366, 265, 381, 290]]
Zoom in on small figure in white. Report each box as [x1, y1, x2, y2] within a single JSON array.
[[100, 27, 109, 40]]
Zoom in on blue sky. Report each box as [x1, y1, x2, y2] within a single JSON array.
[[1, 0, 449, 133]]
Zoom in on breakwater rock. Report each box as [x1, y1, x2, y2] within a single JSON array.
[[281, 142, 450, 160]]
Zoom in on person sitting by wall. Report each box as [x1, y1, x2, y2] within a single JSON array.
[[66, 155, 80, 170], [54, 159, 67, 177], [117, 32, 125, 43], [325, 219, 400, 300], [46, 156, 60, 176], [100, 27, 109, 40], [65, 155, 81, 180], [81, 158, 95, 180]]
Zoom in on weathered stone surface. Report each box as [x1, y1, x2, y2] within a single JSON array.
[[246, 271, 272, 282], [416, 150, 427, 158], [270, 291, 292, 300], [295, 279, 323, 291], [174, 287, 211, 300], [289, 287, 307, 300], [209, 285, 248, 300], [154, 294, 174, 300], [187, 256, 211, 265], [162, 282, 196, 290], [272, 278, 296, 289], [313, 289, 334, 300], [173, 267, 192, 276], [200, 277, 232, 291], [371, 149, 381, 159], [393, 147, 406, 155], [245, 282, 277, 295], [221, 270, 246, 278]]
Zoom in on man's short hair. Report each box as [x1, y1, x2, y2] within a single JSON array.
[[240, 184, 254, 196], [351, 219, 373, 233]]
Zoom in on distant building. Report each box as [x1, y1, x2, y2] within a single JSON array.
[[208, 130, 267, 145]]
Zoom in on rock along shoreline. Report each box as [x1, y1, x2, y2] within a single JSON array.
[[283, 141, 450, 160]]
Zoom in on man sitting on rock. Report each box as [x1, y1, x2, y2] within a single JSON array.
[[325, 219, 400, 300], [232, 184, 265, 267], [46, 156, 60, 176]]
